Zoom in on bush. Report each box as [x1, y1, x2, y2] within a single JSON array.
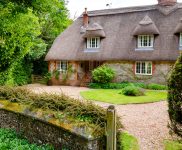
[[92, 65, 115, 83], [121, 86, 145, 96], [168, 53, 182, 137], [147, 83, 167, 90]]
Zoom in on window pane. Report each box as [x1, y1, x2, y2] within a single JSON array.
[[136, 62, 141, 73], [141, 62, 145, 73], [61, 61, 67, 72], [147, 63, 152, 74], [87, 37, 100, 48], [135, 61, 152, 75], [56, 62, 61, 71], [138, 35, 153, 48]]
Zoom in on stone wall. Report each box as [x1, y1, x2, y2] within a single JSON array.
[[107, 61, 174, 84], [0, 108, 105, 150]]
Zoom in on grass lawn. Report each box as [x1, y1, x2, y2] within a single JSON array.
[[80, 89, 167, 104], [164, 140, 182, 150], [121, 132, 140, 150]]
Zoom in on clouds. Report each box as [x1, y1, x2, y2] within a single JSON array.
[[67, 0, 182, 18]]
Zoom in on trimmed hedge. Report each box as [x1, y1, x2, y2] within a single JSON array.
[[168, 53, 182, 137], [89, 82, 167, 90], [147, 83, 167, 90]]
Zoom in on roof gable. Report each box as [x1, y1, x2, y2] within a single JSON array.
[[133, 15, 160, 35]]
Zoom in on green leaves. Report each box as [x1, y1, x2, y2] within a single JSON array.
[[168, 53, 182, 137], [92, 65, 116, 83], [0, 128, 54, 150], [0, 3, 41, 71], [0, 0, 71, 85]]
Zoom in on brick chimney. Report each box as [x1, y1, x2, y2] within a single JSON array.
[[83, 8, 89, 27], [158, 0, 177, 6]]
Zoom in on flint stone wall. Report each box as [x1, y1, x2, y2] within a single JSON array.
[[0, 108, 105, 150], [107, 61, 173, 84]]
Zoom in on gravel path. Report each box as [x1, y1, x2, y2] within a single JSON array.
[[27, 84, 170, 150]]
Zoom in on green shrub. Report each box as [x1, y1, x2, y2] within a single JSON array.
[[168, 53, 182, 137], [0, 128, 53, 150], [92, 65, 115, 83], [147, 83, 167, 90], [121, 86, 145, 96]]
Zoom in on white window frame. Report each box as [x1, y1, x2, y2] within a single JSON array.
[[87, 37, 100, 49], [57, 61, 68, 73], [135, 61, 152, 75], [179, 33, 182, 47], [137, 35, 154, 48]]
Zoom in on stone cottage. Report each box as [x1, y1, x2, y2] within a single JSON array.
[[45, 0, 182, 86]]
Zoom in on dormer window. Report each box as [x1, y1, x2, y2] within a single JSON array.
[[137, 35, 154, 48], [87, 37, 100, 49]]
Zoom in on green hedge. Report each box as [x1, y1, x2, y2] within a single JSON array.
[[147, 83, 167, 90], [89, 82, 167, 90], [168, 53, 182, 137]]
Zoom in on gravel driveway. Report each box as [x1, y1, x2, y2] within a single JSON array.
[[27, 84, 170, 150]]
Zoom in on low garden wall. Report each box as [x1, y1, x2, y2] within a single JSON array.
[[0, 108, 105, 150]]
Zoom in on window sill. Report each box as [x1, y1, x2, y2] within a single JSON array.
[[135, 47, 154, 51], [84, 48, 100, 53], [135, 73, 152, 76]]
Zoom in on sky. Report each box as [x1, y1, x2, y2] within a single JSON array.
[[67, 0, 182, 19]]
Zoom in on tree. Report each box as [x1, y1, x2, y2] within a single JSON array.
[[0, 0, 71, 85], [168, 53, 182, 137]]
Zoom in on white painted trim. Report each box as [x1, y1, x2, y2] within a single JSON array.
[[86, 37, 100, 49], [135, 61, 152, 75], [137, 35, 154, 49]]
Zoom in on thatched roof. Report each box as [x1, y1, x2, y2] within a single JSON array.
[[82, 23, 106, 38], [45, 3, 182, 61], [133, 15, 160, 35], [174, 18, 182, 33]]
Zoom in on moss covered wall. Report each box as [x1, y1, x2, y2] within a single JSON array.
[[0, 108, 105, 150]]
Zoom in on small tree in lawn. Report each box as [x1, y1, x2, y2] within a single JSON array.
[[92, 65, 115, 83], [168, 53, 182, 137]]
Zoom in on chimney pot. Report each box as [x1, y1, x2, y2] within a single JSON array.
[[158, 0, 177, 6], [83, 8, 88, 27]]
